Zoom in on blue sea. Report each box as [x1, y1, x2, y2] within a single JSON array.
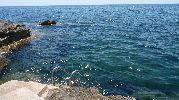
[[0, 4, 179, 99]]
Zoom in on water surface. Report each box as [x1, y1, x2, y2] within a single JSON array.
[[0, 4, 179, 99]]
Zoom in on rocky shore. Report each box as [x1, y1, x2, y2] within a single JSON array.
[[0, 21, 31, 47], [0, 80, 135, 100], [0, 21, 31, 71], [0, 21, 136, 100]]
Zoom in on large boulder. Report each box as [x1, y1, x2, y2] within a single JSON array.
[[39, 20, 57, 26]]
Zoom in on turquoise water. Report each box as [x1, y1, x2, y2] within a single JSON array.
[[0, 5, 179, 99]]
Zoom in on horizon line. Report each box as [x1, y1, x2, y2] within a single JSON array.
[[0, 3, 179, 7]]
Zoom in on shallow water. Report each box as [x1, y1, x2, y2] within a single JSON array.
[[0, 4, 179, 99]]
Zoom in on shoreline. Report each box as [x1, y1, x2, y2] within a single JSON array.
[[0, 21, 32, 71], [0, 80, 136, 100], [0, 36, 34, 71], [0, 21, 136, 99], [0, 35, 35, 54]]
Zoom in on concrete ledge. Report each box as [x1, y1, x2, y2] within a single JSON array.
[[0, 80, 135, 100]]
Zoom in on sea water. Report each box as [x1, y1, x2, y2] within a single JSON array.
[[0, 4, 179, 99]]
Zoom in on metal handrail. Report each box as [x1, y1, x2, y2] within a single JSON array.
[[51, 66, 69, 86], [51, 66, 89, 87], [67, 70, 89, 87]]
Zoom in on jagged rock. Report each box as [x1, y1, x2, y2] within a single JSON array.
[[40, 20, 57, 26], [0, 21, 31, 71], [0, 21, 31, 47], [15, 24, 26, 28]]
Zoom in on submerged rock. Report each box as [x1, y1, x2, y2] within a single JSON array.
[[0, 56, 7, 72], [39, 20, 57, 26]]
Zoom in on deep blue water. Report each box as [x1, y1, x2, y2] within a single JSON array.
[[0, 4, 179, 99]]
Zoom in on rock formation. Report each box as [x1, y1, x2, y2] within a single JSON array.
[[0, 21, 31, 47], [39, 20, 57, 26], [0, 21, 31, 71]]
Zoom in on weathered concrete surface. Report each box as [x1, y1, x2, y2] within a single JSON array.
[[0, 80, 47, 97], [0, 88, 43, 100], [0, 80, 135, 100]]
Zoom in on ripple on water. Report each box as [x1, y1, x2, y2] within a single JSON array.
[[0, 5, 179, 99]]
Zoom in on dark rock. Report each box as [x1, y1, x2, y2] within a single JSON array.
[[15, 24, 26, 28], [39, 20, 57, 26], [0, 21, 31, 72], [0, 22, 31, 47], [51, 20, 57, 25]]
